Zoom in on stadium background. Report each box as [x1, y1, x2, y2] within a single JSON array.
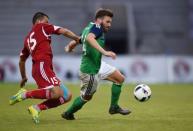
[[0, 0, 193, 84]]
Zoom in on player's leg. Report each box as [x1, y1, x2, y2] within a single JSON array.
[[35, 84, 72, 110], [99, 61, 131, 115], [16, 85, 67, 124], [26, 84, 71, 124], [23, 61, 65, 100], [9, 86, 58, 124], [27, 84, 71, 124], [27, 62, 72, 123], [62, 73, 98, 120], [9, 86, 66, 124], [9, 83, 63, 105], [10, 61, 72, 123], [9, 61, 60, 105], [107, 69, 124, 106]]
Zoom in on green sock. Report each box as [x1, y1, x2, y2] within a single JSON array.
[[66, 96, 86, 114], [111, 83, 122, 107]]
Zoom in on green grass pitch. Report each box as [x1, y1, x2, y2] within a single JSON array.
[[0, 83, 193, 131]]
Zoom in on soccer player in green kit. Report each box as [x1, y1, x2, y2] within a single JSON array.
[[62, 8, 131, 120]]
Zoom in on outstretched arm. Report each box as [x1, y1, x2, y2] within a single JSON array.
[[58, 28, 80, 44]]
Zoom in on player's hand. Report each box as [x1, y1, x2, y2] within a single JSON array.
[[64, 45, 71, 52], [20, 77, 28, 88], [64, 40, 77, 53], [104, 51, 116, 59], [64, 44, 73, 52]]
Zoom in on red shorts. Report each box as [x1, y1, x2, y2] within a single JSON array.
[[32, 60, 60, 89]]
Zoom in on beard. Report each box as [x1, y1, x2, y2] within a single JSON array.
[[101, 24, 109, 33]]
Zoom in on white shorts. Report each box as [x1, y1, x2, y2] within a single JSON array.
[[79, 61, 116, 97], [98, 61, 116, 80]]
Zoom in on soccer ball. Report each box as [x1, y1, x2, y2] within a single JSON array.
[[134, 84, 151, 102]]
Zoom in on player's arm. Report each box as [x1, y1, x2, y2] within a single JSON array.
[[19, 57, 28, 87], [58, 28, 81, 44], [64, 40, 79, 52], [44, 24, 81, 43], [86, 33, 116, 59], [19, 45, 29, 87]]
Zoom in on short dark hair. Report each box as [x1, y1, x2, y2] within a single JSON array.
[[32, 12, 49, 24], [95, 8, 113, 20]]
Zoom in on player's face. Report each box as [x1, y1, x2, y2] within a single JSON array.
[[101, 16, 112, 32]]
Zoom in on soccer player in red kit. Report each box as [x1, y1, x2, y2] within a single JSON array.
[[9, 12, 80, 124]]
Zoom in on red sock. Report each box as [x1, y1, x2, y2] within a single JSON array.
[[37, 94, 72, 110], [25, 89, 51, 99]]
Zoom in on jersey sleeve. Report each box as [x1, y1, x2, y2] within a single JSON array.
[[89, 24, 103, 39], [43, 24, 62, 35], [20, 42, 30, 60]]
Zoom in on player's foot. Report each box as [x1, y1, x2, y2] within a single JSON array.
[[61, 112, 75, 120], [109, 105, 131, 115], [28, 105, 41, 124], [9, 88, 26, 105]]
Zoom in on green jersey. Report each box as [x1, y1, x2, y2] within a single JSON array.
[[80, 22, 105, 74]]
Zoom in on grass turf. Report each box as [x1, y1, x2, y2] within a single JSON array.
[[0, 83, 193, 131]]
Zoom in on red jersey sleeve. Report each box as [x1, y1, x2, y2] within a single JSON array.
[[43, 24, 61, 35], [20, 43, 30, 60]]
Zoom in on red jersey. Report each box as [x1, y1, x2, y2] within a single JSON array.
[[20, 23, 61, 61]]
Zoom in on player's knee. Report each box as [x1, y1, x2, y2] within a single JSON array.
[[51, 87, 63, 99], [82, 94, 93, 101], [59, 88, 64, 97]]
